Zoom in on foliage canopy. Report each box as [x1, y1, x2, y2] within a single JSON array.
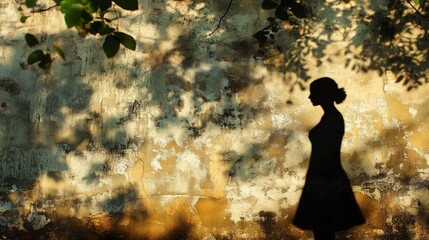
[[20, 0, 139, 70]]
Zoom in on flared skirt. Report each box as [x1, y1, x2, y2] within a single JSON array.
[[292, 178, 365, 231]]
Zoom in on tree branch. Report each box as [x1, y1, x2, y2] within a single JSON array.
[[30, 4, 59, 13], [208, 0, 233, 36], [407, 0, 429, 19]]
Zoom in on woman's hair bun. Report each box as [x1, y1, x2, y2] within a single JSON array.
[[334, 87, 347, 104], [311, 77, 347, 104]]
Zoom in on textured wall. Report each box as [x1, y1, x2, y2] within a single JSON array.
[[0, 0, 428, 239]]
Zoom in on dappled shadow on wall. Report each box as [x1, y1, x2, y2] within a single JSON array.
[[254, 0, 429, 91], [0, 1, 267, 237], [0, 39, 92, 188], [1, 1, 428, 239], [0, 28, 151, 236]]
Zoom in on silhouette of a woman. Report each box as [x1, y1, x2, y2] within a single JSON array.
[[293, 77, 365, 240]]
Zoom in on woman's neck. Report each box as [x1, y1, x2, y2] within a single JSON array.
[[321, 102, 337, 113]]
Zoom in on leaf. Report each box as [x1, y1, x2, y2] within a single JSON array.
[[53, 45, 66, 60], [28, 50, 52, 69], [114, 32, 136, 50], [25, 33, 39, 47], [25, 0, 37, 8], [267, 17, 276, 22], [258, 36, 268, 48], [253, 30, 267, 39], [271, 25, 280, 32], [64, 3, 84, 28], [98, 22, 115, 35], [290, 1, 307, 18], [262, 0, 278, 10], [414, 0, 420, 4], [38, 53, 52, 70], [39, 53, 52, 70], [112, 0, 138, 11], [61, 0, 96, 14], [403, 79, 410, 86], [87, 21, 115, 35], [275, 6, 289, 21], [387, 0, 395, 8], [88, 21, 102, 35], [103, 35, 120, 58], [97, 0, 112, 11], [20, 16, 29, 23], [27, 50, 45, 64], [253, 31, 268, 48], [81, 9, 94, 21]]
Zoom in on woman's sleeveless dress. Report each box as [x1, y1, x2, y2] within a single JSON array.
[[292, 112, 365, 231]]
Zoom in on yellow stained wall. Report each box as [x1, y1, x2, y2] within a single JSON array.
[[0, 0, 428, 239]]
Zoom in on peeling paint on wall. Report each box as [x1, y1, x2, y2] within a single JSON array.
[[1, 0, 429, 239]]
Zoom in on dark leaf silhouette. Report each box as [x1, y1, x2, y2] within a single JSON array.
[[290, 2, 307, 18], [27, 50, 45, 64], [114, 32, 136, 51], [25, 33, 39, 47], [113, 0, 138, 11], [25, 0, 37, 8], [53, 45, 65, 60], [275, 6, 289, 21], [262, 0, 278, 10], [38, 53, 52, 70], [103, 35, 121, 58], [97, 0, 112, 12], [20, 16, 29, 23]]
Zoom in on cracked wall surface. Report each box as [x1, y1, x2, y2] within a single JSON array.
[[0, 0, 428, 239]]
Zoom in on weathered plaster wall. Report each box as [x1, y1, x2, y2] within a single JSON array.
[[0, 0, 428, 239]]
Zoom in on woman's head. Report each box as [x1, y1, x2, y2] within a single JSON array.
[[309, 77, 346, 106]]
